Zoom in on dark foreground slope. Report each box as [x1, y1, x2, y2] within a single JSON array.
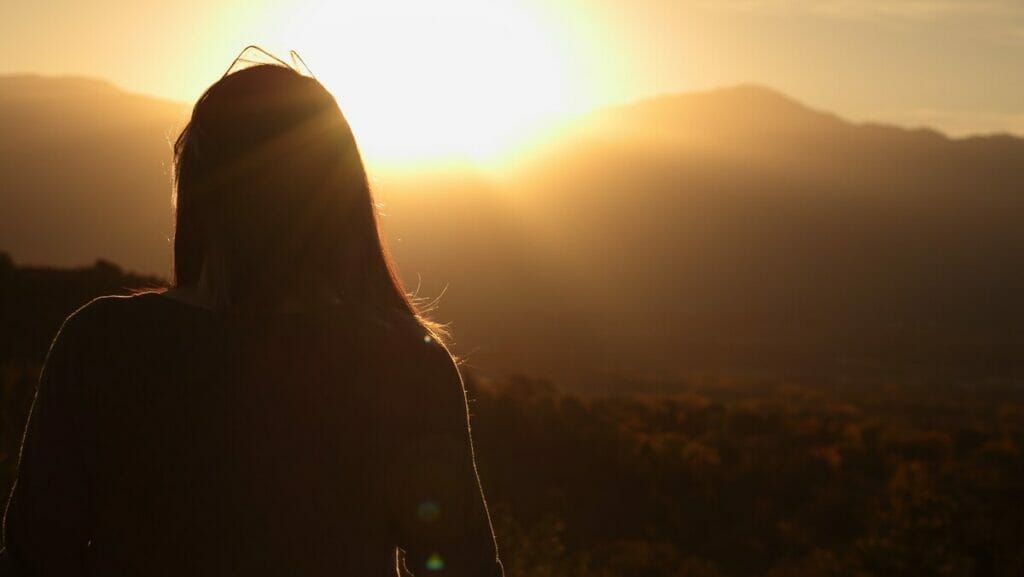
[[0, 256, 1021, 576]]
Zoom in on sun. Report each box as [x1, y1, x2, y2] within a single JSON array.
[[260, 0, 581, 166]]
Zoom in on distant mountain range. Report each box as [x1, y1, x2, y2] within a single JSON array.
[[2, 75, 1022, 386], [0, 75, 186, 275]]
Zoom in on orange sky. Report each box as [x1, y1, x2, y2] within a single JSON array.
[[4, 0, 1024, 160]]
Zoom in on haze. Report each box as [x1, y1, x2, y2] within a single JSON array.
[[5, 0, 1024, 162]]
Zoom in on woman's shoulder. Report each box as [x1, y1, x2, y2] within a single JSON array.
[[52, 291, 185, 347], [36, 293, 166, 378], [61, 290, 170, 326], [351, 309, 459, 377]]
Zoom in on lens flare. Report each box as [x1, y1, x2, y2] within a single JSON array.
[[425, 552, 445, 571], [417, 500, 441, 522]]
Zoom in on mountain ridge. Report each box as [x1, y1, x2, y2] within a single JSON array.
[[2, 73, 1023, 384], [4, 73, 1020, 143], [0, 73, 184, 106]]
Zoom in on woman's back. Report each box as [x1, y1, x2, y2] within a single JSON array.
[[2, 292, 503, 576]]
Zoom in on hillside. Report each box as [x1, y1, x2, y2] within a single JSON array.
[[1, 253, 1021, 577], [383, 85, 1024, 384], [0, 75, 186, 275], [1, 76, 1023, 385], [0, 252, 163, 366]]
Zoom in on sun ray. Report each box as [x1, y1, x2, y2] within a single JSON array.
[[255, 0, 582, 166]]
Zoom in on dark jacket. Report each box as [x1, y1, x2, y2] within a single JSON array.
[[0, 292, 503, 576]]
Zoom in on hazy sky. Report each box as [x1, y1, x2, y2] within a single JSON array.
[[4, 0, 1024, 150]]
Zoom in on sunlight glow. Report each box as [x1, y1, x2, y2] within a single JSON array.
[[262, 0, 582, 165]]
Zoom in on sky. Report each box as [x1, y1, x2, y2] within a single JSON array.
[[4, 0, 1024, 160]]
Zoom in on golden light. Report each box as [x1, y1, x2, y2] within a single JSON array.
[[260, 0, 584, 166]]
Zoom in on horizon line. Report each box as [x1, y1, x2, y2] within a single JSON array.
[[2, 71, 1022, 143]]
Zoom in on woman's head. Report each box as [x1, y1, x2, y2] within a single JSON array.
[[173, 62, 439, 333]]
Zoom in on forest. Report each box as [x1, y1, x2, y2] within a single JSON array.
[[1, 253, 1021, 576]]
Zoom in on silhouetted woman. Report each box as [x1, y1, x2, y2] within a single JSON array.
[[0, 54, 504, 576]]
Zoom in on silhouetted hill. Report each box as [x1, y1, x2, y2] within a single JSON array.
[[3, 250, 1022, 576], [0, 75, 186, 274], [2, 75, 1022, 386], [0, 252, 163, 366], [390, 85, 1024, 384]]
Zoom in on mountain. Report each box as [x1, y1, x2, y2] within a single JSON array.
[[384, 85, 1024, 384], [0, 75, 187, 274], [2, 76, 1022, 387]]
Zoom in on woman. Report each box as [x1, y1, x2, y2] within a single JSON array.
[[0, 54, 504, 576]]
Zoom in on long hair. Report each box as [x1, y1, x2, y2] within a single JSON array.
[[172, 61, 444, 340]]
